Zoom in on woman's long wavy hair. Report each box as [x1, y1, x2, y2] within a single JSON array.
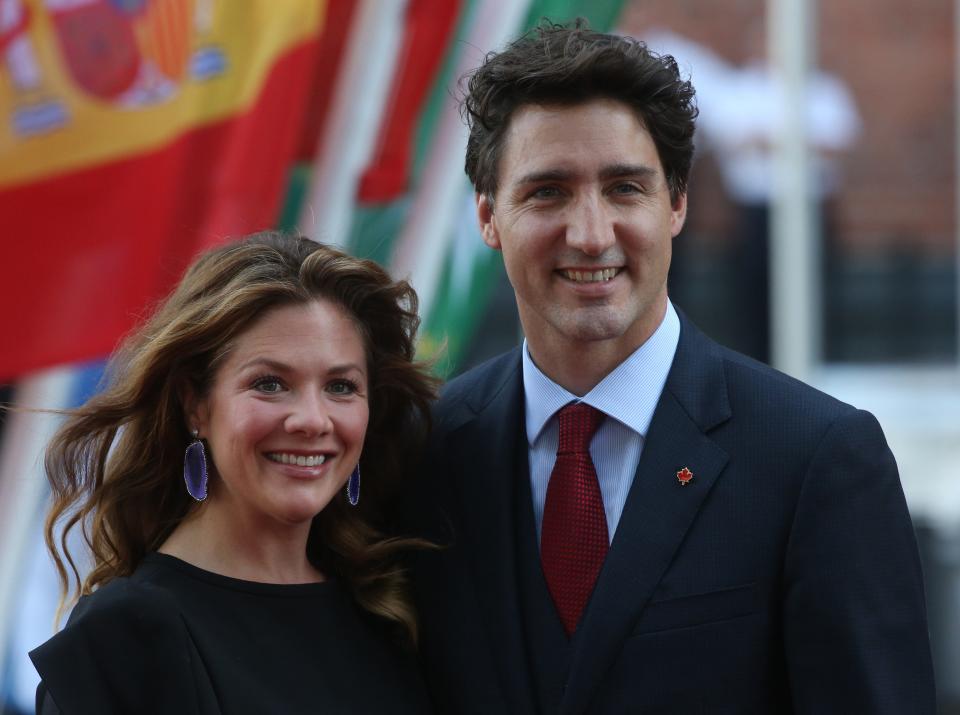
[[44, 232, 438, 644]]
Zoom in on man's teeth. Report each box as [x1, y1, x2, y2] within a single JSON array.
[[562, 268, 618, 283], [267, 453, 327, 467]]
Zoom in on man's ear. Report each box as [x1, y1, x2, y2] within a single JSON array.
[[476, 193, 502, 250], [670, 191, 688, 238]]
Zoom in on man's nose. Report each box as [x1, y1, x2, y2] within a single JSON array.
[[285, 391, 333, 436], [564, 194, 616, 255]]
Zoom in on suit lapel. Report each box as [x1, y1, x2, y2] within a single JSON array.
[[560, 315, 732, 715], [446, 352, 539, 713]]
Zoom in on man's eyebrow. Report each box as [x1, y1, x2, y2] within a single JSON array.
[[598, 163, 659, 181], [513, 164, 659, 186], [514, 168, 575, 186]]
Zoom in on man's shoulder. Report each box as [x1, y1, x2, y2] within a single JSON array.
[[433, 349, 522, 426], [674, 316, 857, 433], [721, 345, 849, 412], [704, 340, 864, 454]]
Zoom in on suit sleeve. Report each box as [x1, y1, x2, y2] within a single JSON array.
[[782, 408, 936, 713], [29, 579, 204, 715]]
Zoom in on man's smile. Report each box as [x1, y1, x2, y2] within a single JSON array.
[[558, 267, 622, 283]]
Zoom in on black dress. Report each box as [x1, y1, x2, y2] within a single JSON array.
[[30, 553, 433, 714]]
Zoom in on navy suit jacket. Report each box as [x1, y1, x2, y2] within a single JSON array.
[[412, 313, 935, 714]]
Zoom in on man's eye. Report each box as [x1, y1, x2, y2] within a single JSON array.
[[611, 182, 642, 195], [252, 376, 284, 393], [530, 186, 561, 200]]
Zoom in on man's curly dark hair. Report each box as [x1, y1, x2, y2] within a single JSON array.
[[461, 19, 698, 204]]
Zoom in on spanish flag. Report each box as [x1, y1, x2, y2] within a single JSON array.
[[0, 0, 329, 380]]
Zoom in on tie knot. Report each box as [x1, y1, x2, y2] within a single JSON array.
[[556, 403, 604, 454]]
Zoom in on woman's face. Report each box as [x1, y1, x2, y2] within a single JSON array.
[[190, 299, 369, 528]]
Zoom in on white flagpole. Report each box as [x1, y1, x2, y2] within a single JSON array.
[[389, 0, 533, 318], [297, 0, 408, 247]]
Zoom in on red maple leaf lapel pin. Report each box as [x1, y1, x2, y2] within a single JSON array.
[[676, 467, 694, 486]]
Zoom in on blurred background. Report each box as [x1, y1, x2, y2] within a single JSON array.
[[0, 0, 957, 711]]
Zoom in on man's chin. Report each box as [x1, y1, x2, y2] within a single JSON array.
[[551, 310, 633, 344]]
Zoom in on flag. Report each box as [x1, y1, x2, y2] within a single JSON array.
[[0, 0, 329, 380], [294, 0, 461, 266]]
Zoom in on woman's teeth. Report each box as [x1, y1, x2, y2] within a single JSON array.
[[267, 453, 326, 467]]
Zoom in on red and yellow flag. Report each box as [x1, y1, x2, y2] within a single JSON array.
[[0, 0, 328, 379]]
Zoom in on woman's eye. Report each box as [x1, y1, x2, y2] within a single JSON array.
[[252, 376, 284, 394], [328, 379, 360, 396]]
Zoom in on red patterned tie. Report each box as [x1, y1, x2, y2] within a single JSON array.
[[540, 402, 608, 637]]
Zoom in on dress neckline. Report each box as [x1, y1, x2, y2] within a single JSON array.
[[141, 552, 337, 597]]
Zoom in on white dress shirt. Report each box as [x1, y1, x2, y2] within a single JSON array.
[[522, 301, 681, 544]]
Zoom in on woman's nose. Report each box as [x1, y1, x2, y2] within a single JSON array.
[[285, 391, 333, 436]]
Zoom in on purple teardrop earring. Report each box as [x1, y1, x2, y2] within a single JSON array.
[[183, 429, 208, 501], [347, 464, 360, 506]]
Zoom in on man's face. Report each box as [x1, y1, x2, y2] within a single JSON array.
[[477, 98, 686, 359]]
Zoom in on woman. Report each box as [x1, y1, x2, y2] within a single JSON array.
[[29, 232, 438, 714]]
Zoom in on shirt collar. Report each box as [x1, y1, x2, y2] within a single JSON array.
[[522, 301, 681, 444]]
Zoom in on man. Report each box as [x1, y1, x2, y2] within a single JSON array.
[[412, 21, 935, 714]]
